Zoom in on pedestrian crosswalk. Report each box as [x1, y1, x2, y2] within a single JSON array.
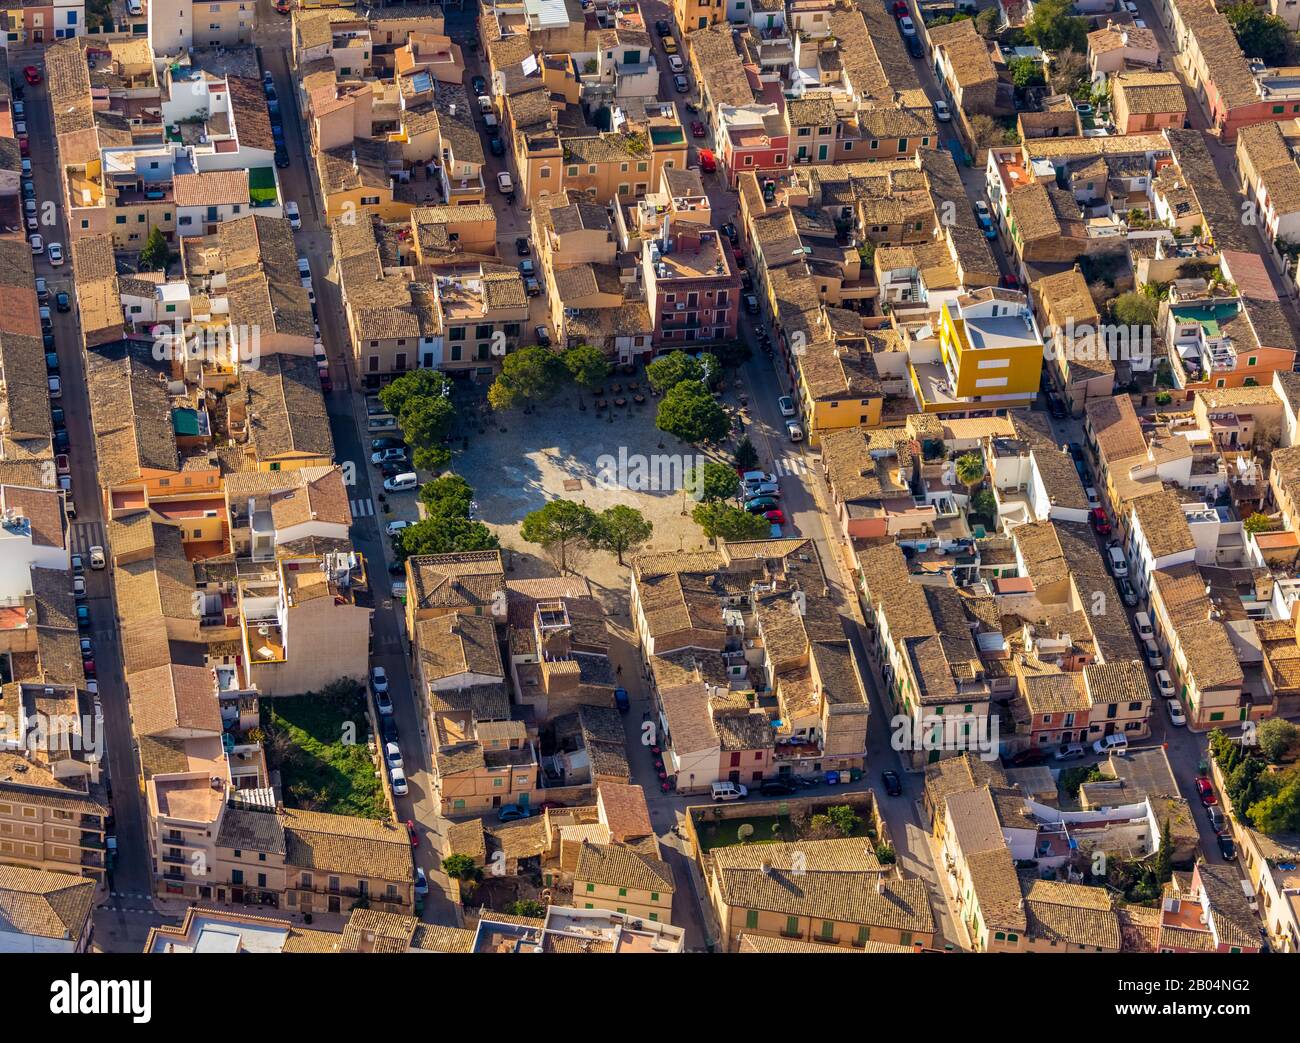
[[775, 456, 807, 478], [70, 521, 106, 556], [350, 497, 375, 518]]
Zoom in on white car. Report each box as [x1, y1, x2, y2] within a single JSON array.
[[29, 233, 43, 254], [296, 257, 311, 279], [47, 375, 61, 398], [375, 688, 394, 716], [286, 200, 301, 230], [390, 765, 408, 795], [1092, 733, 1128, 755], [1165, 698, 1186, 727], [371, 666, 389, 694], [89, 546, 106, 570], [497, 170, 514, 194], [668, 54, 684, 73], [742, 470, 778, 486], [372, 447, 407, 465], [414, 866, 428, 896], [1086, 486, 1101, 510], [47, 243, 63, 267], [777, 395, 796, 417], [933, 99, 951, 122], [711, 781, 748, 802], [385, 520, 411, 537], [385, 742, 403, 772], [1154, 669, 1175, 699]]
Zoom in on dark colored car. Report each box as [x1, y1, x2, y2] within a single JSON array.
[[1217, 833, 1236, 860], [744, 496, 779, 514], [1048, 395, 1067, 419], [1006, 748, 1049, 767], [907, 34, 924, 58], [371, 436, 404, 450], [516, 237, 530, 256], [76, 605, 90, 630], [387, 560, 406, 577], [721, 222, 738, 245], [53, 429, 69, 452], [471, 75, 487, 96], [489, 136, 505, 156], [381, 715, 398, 744], [880, 770, 903, 796], [759, 779, 798, 797], [655, 18, 670, 35], [45, 353, 58, 373], [55, 291, 70, 312], [274, 146, 290, 169], [51, 406, 64, 426], [497, 804, 530, 822]]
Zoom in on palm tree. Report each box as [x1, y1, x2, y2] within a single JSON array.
[[954, 452, 985, 498]]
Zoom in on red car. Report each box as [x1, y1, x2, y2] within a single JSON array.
[[18, 136, 28, 157], [275, 0, 291, 11], [23, 66, 41, 87], [82, 659, 95, 677], [534, 801, 567, 812], [1195, 778, 1218, 807], [999, 273, 1020, 290], [406, 819, 419, 847], [764, 509, 785, 525], [1089, 507, 1110, 535], [690, 120, 706, 139], [698, 148, 716, 173], [891, 1, 908, 16]]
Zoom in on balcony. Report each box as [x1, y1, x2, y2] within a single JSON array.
[[79, 832, 105, 849]]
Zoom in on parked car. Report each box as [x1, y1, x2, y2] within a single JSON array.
[[668, 54, 684, 73], [72, 576, 86, 601], [1089, 507, 1111, 535], [285, 200, 301, 230], [386, 743, 403, 773], [384, 472, 418, 492], [471, 75, 487, 96], [1142, 638, 1163, 669], [673, 73, 688, 93], [1195, 777, 1217, 807], [656, 18, 671, 35], [710, 781, 747, 802], [534, 325, 551, 347], [371, 666, 389, 694], [1107, 544, 1128, 577], [899, 14, 916, 34], [785, 419, 804, 441], [55, 291, 70, 312], [614, 687, 629, 713], [375, 688, 394, 716], [489, 136, 506, 156], [389, 766, 408, 796], [1054, 742, 1086, 761], [515, 236, 530, 256], [933, 99, 951, 122], [29, 233, 42, 254], [1165, 698, 1186, 727], [663, 35, 679, 54], [777, 395, 796, 417], [741, 470, 778, 486], [880, 769, 903, 796], [414, 866, 428, 896], [1006, 747, 1049, 767], [758, 778, 798, 797], [22, 66, 41, 86], [1118, 577, 1139, 607], [1207, 805, 1226, 834], [496, 171, 514, 193], [275, 146, 290, 168], [385, 520, 412, 537], [1092, 733, 1128, 755], [371, 436, 404, 451], [372, 447, 408, 465], [1217, 833, 1236, 860], [76, 605, 90, 630], [498, 804, 531, 821], [1154, 669, 1175, 698], [89, 546, 106, 570], [744, 496, 779, 514], [764, 509, 785, 525], [47, 375, 61, 398], [381, 715, 398, 744], [691, 120, 706, 139]]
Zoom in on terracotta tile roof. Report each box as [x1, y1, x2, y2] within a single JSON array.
[[281, 808, 412, 883], [1021, 876, 1121, 949], [0, 865, 96, 941]]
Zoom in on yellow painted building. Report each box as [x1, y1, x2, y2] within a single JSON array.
[[573, 841, 675, 923], [911, 287, 1043, 414]]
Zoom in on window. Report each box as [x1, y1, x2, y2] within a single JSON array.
[[650, 892, 660, 902], [586, 883, 595, 892], [567, 166, 579, 177], [784, 916, 800, 936], [774, 154, 783, 164], [844, 141, 853, 151], [618, 887, 628, 897], [231, 869, 244, 884]]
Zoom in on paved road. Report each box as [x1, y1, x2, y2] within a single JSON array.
[[16, 46, 167, 948]]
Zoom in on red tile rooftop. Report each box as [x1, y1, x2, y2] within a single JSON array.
[[0, 607, 27, 631]]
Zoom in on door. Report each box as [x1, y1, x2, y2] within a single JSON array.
[[728, 770, 740, 784], [328, 895, 340, 913]]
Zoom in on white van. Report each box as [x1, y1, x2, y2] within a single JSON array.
[[1107, 544, 1128, 577], [384, 472, 418, 492], [1092, 733, 1128, 755], [1134, 611, 1154, 642], [711, 781, 748, 802], [285, 200, 301, 230], [785, 418, 804, 442], [477, 94, 493, 113]]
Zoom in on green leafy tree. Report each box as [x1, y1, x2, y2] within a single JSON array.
[[1224, 3, 1291, 64], [954, 451, 985, 495], [442, 853, 478, 880], [686, 460, 741, 503], [589, 504, 653, 565], [734, 436, 759, 473], [488, 346, 568, 411], [519, 499, 598, 571], [1244, 512, 1275, 536], [139, 226, 173, 272], [826, 805, 861, 836], [507, 899, 547, 918], [647, 350, 721, 393], [710, 339, 752, 370], [1247, 772, 1300, 834], [1152, 818, 1173, 883], [419, 473, 475, 518], [1025, 0, 1087, 52], [692, 500, 770, 544], [656, 380, 729, 444], [1109, 290, 1159, 328], [1008, 56, 1045, 89], [1258, 718, 1299, 763], [561, 343, 610, 394], [971, 488, 997, 521], [398, 515, 498, 559], [379, 370, 456, 472]]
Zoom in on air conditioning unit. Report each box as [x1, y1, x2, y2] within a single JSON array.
[[676, 303, 686, 310]]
